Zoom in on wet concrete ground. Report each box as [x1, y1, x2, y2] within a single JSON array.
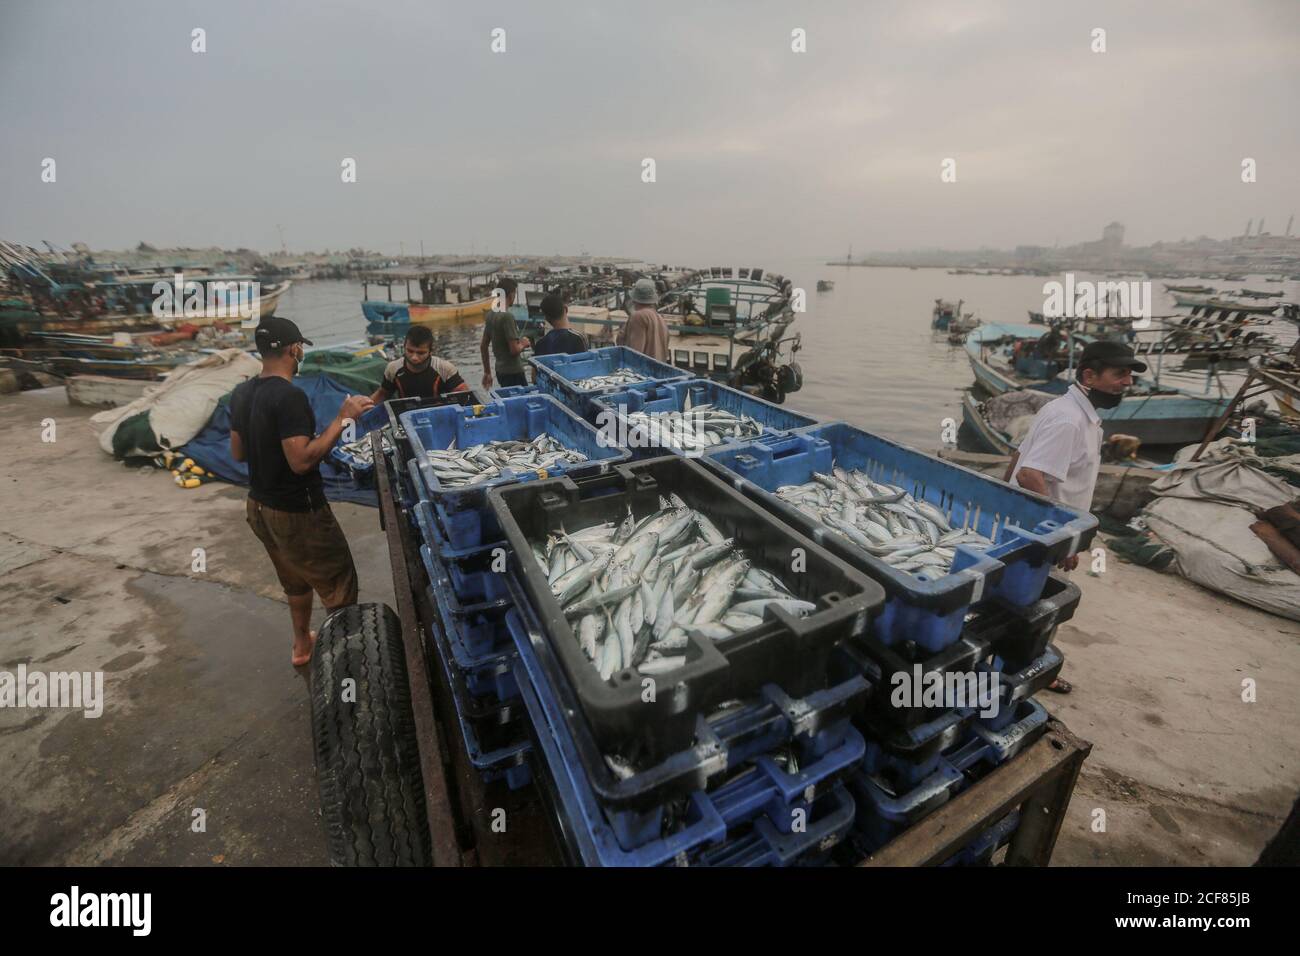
[[0, 387, 1296, 865]]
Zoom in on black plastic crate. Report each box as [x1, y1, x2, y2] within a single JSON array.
[[382, 388, 486, 444], [853, 643, 1064, 758], [852, 573, 1078, 730], [487, 456, 886, 765]]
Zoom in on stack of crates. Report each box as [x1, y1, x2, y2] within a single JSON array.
[[702, 420, 1097, 864], [528, 346, 691, 422], [488, 455, 888, 866], [384, 379, 1094, 864], [395, 392, 632, 790]]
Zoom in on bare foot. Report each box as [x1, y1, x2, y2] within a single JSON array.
[[292, 630, 318, 667]]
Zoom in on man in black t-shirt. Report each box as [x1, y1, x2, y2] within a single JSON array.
[[231, 316, 374, 667], [368, 324, 469, 403], [533, 293, 590, 357]]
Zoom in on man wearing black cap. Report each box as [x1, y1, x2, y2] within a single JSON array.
[[230, 316, 374, 666], [1004, 339, 1146, 693]]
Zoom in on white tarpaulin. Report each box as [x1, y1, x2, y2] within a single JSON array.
[[90, 349, 262, 455], [1143, 440, 1300, 620]]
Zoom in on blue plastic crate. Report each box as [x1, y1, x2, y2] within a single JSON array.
[[705, 423, 1097, 652], [401, 393, 630, 549], [409, 495, 510, 564], [510, 611, 868, 866], [691, 786, 857, 867], [490, 382, 543, 401], [850, 697, 1050, 854], [425, 579, 519, 703], [329, 403, 391, 480], [418, 545, 513, 659], [589, 378, 819, 459], [529, 346, 691, 418], [423, 588, 532, 789]]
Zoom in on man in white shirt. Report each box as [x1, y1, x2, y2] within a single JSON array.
[[1003, 340, 1146, 693]]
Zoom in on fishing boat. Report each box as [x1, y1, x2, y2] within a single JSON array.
[[524, 269, 805, 403], [945, 313, 980, 343], [360, 263, 502, 334], [1236, 288, 1284, 299], [931, 299, 962, 330], [1163, 284, 1215, 294], [2, 270, 289, 334], [963, 324, 1231, 445], [1171, 291, 1278, 314], [816, 279, 835, 292]]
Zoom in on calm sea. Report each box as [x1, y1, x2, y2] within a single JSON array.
[[285, 262, 1299, 451]]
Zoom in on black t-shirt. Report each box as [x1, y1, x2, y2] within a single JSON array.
[[378, 357, 465, 399], [533, 327, 589, 357], [229, 376, 326, 512]]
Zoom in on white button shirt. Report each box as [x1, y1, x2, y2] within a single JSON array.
[[1010, 384, 1102, 511]]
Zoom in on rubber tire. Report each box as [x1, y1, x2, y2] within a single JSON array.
[[310, 602, 432, 866]]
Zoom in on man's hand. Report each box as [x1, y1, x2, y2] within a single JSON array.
[[1057, 553, 1079, 572], [482, 372, 493, 390], [339, 394, 374, 422]]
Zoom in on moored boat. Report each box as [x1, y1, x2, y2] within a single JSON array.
[[963, 324, 1232, 446], [523, 269, 805, 402], [360, 263, 502, 333], [931, 298, 961, 330]]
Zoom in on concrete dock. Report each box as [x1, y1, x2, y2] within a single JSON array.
[[1, 386, 1297, 865]]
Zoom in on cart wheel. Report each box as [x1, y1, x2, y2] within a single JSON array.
[[310, 602, 432, 866]]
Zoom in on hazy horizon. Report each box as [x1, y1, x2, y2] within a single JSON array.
[[3, 0, 1298, 262]]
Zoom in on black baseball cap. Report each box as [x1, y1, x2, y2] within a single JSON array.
[[1079, 339, 1147, 372], [254, 315, 312, 351]]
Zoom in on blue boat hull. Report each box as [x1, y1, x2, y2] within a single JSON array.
[[965, 349, 1227, 445], [362, 300, 410, 331]]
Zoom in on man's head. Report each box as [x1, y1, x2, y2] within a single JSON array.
[[255, 316, 312, 372], [540, 293, 567, 326], [497, 277, 518, 307], [1075, 340, 1146, 397], [403, 324, 434, 370], [631, 277, 658, 308]]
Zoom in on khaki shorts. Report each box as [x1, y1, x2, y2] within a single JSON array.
[[246, 498, 359, 610]]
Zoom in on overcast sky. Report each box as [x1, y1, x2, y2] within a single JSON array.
[[2, 0, 1297, 261]]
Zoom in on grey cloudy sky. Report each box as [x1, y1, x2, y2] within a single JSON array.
[[2, 0, 1297, 261]]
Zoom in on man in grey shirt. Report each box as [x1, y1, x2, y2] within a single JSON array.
[[480, 277, 530, 389]]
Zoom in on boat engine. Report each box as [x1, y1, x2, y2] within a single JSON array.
[[731, 332, 802, 403]]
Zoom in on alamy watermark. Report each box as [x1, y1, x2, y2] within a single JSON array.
[[152, 271, 262, 322], [0, 665, 104, 718], [890, 665, 1000, 718], [594, 407, 713, 458], [1042, 273, 1151, 329]]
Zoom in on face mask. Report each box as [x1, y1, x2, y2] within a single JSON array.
[[1081, 383, 1122, 409]]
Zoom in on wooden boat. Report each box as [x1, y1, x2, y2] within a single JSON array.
[[1163, 284, 1215, 294], [408, 294, 496, 324], [520, 270, 804, 399], [964, 324, 1231, 445], [361, 263, 502, 333], [8, 277, 288, 334], [932, 299, 961, 330], [1171, 291, 1278, 314]]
